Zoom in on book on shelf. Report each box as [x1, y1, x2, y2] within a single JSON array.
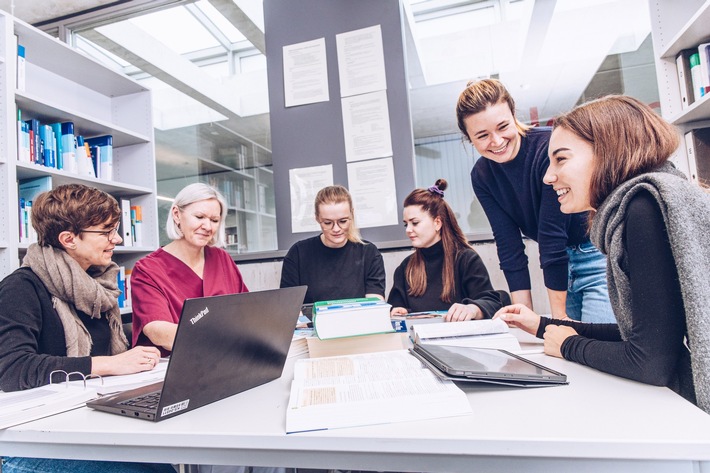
[[50, 123, 64, 170], [130, 205, 143, 246], [86, 135, 113, 181], [119, 199, 133, 247], [411, 318, 522, 353], [676, 49, 696, 109], [685, 127, 710, 186], [60, 122, 78, 174], [75, 136, 96, 178], [285, 350, 472, 433], [306, 331, 405, 358], [16, 41, 25, 92], [312, 297, 393, 340], [117, 265, 127, 309], [698, 42, 710, 98], [16, 109, 31, 163], [18, 176, 52, 244], [690, 52, 704, 101]]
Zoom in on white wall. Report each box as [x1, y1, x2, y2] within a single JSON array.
[[237, 240, 551, 314]]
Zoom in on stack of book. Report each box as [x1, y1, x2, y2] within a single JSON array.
[[412, 318, 521, 353]]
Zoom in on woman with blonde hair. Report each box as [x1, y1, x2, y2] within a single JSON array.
[[132, 182, 248, 355], [456, 78, 614, 323], [388, 179, 503, 321], [280, 185, 385, 304], [497, 95, 710, 413]]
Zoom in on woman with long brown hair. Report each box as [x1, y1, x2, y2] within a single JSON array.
[[388, 179, 503, 321]]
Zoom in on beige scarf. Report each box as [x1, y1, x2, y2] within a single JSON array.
[[22, 244, 128, 357]]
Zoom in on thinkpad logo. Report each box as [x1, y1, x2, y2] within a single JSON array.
[[190, 307, 209, 325]]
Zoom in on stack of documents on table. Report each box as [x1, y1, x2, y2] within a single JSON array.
[[289, 328, 315, 358], [285, 350, 472, 433], [391, 310, 446, 337], [412, 318, 521, 353], [312, 297, 393, 340], [0, 383, 97, 429]]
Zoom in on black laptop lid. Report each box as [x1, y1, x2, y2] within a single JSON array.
[[412, 343, 567, 384], [156, 286, 307, 420]]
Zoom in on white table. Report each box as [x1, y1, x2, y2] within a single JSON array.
[[2, 331, 710, 473]]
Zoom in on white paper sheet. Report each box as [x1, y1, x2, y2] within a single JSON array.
[[341, 90, 393, 162], [289, 165, 334, 233], [283, 38, 330, 107], [336, 24, 387, 97], [347, 157, 398, 228]]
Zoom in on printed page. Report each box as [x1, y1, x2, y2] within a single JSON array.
[[286, 351, 472, 433], [412, 318, 509, 341]]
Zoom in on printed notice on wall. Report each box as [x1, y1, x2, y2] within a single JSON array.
[[289, 165, 334, 233], [283, 38, 329, 107], [347, 157, 398, 228], [342, 90, 393, 162], [336, 25, 387, 97]]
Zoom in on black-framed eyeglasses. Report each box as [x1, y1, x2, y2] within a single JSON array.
[[80, 226, 120, 241], [318, 218, 351, 230]]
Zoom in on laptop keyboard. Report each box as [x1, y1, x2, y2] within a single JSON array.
[[118, 391, 161, 410]]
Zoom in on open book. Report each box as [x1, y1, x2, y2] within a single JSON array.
[[286, 350, 472, 433], [411, 318, 521, 353]]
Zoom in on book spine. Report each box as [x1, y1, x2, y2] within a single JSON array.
[[676, 50, 695, 108], [16, 41, 26, 92]]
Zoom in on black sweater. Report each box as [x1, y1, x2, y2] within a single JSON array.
[[387, 241, 502, 318], [0, 267, 111, 392], [537, 191, 694, 404], [280, 236, 386, 304]]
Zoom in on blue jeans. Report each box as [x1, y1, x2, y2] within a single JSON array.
[[1, 457, 175, 473], [565, 241, 615, 323]]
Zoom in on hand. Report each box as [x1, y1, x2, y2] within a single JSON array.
[[445, 303, 482, 322], [543, 325, 578, 358], [494, 304, 541, 335], [91, 346, 162, 377], [390, 307, 408, 317]]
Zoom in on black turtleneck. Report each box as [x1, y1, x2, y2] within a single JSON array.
[[387, 241, 502, 318]]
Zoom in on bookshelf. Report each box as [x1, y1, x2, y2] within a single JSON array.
[[649, 0, 710, 181], [198, 137, 276, 254], [0, 11, 158, 280]]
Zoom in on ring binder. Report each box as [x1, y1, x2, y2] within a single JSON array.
[[49, 370, 104, 389]]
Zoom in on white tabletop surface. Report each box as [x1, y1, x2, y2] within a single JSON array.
[[2, 329, 709, 473]]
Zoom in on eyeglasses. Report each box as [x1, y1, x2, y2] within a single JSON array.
[[319, 218, 351, 230], [81, 226, 120, 241]]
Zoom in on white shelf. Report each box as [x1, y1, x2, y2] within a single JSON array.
[[0, 11, 158, 279], [658, 0, 710, 58], [669, 95, 710, 126]]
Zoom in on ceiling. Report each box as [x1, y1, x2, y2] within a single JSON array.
[[1, 0, 655, 149]]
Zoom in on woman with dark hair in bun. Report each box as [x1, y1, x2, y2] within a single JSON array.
[[387, 179, 504, 322]]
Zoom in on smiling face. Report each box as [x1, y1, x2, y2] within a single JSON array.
[[173, 198, 222, 249], [403, 205, 441, 249], [65, 219, 122, 270], [463, 101, 522, 164], [317, 201, 352, 248], [544, 127, 595, 214]]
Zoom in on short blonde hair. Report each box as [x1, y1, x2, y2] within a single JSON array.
[[166, 183, 228, 247]]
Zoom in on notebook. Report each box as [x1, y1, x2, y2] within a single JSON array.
[[410, 343, 567, 387], [87, 286, 307, 421]]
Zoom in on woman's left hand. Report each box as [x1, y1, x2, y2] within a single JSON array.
[[445, 303, 482, 322], [543, 325, 578, 358]]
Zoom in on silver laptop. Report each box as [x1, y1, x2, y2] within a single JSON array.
[[88, 286, 307, 421]]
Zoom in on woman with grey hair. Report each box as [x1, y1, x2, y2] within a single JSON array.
[[132, 183, 248, 354]]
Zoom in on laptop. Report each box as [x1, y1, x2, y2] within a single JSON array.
[[88, 286, 307, 421], [410, 343, 567, 387]]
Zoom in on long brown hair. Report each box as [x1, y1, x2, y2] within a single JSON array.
[[314, 185, 362, 244], [553, 95, 680, 209], [455, 78, 531, 142], [404, 179, 471, 302]]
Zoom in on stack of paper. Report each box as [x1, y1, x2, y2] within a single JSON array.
[[289, 329, 314, 358], [313, 297, 393, 340], [0, 384, 97, 430], [79, 359, 169, 395], [412, 318, 521, 353], [286, 350, 472, 433]]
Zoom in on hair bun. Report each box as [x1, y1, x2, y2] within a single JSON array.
[[434, 179, 448, 192]]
